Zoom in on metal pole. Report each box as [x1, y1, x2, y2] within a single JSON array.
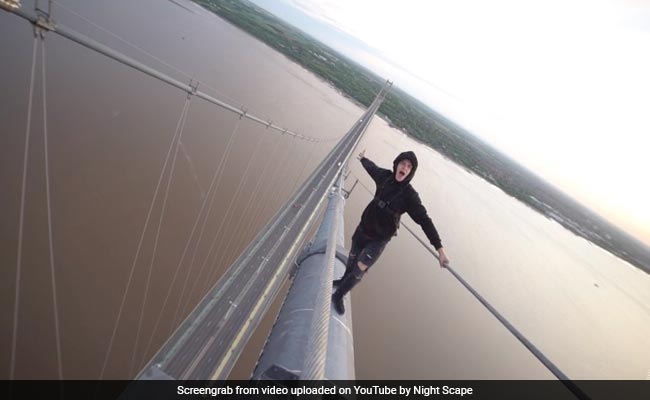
[[4, 6, 322, 143], [400, 222, 590, 400], [252, 174, 355, 380]]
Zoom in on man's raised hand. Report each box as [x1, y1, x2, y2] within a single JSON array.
[[357, 149, 366, 160]]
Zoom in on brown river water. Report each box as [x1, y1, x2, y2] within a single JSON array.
[[1, 0, 649, 382]]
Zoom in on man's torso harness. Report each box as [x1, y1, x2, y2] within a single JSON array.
[[373, 176, 407, 233]]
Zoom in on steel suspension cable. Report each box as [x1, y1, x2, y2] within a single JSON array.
[[247, 136, 296, 236], [129, 97, 191, 376], [403, 221, 590, 399], [226, 132, 284, 258], [171, 118, 242, 328], [238, 135, 315, 252], [237, 132, 286, 246], [195, 125, 269, 298], [98, 95, 190, 380], [50, 0, 245, 109], [185, 124, 268, 310], [265, 136, 300, 224], [40, 35, 64, 380], [289, 140, 317, 197], [139, 117, 242, 363], [267, 141, 296, 213], [6, 6, 343, 143], [350, 173, 590, 400], [179, 140, 206, 199], [240, 144, 282, 242], [11, 33, 38, 382], [2, 3, 364, 380], [281, 136, 308, 198]]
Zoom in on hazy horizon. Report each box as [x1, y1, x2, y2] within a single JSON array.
[[248, 0, 650, 247]]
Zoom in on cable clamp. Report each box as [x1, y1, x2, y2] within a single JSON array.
[[187, 79, 199, 98], [34, 3, 56, 36], [34, 15, 56, 33]]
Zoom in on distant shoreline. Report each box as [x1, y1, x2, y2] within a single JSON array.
[[192, 0, 650, 274]]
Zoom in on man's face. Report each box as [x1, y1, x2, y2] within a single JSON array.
[[395, 159, 413, 182]]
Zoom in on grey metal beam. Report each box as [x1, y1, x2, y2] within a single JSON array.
[[135, 81, 392, 380], [252, 174, 355, 381], [5, 6, 323, 142]]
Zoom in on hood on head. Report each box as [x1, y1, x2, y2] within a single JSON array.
[[393, 151, 418, 184]]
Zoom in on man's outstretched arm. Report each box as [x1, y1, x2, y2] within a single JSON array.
[[406, 191, 450, 268], [357, 150, 386, 183]]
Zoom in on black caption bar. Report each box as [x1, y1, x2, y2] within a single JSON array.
[[2, 380, 649, 400]]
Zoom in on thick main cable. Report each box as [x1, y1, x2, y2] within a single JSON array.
[[301, 176, 342, 380], [351, 173, 589, 400], [51, 0, 244, 109], [136, 81, 390, 380], [7, 6, 342, 143]]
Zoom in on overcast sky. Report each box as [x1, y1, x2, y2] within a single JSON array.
[[250, 0, 650, 245]]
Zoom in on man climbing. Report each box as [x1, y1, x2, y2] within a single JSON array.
[[332, 150, 450, 315]]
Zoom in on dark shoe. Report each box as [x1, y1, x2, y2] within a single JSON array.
[[331, 267, 363, 315], [332, 271, 349, 286], [332, 292, 345, 315]]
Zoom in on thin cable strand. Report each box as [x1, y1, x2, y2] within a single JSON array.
[[41, 36, 64, 380], [171, 118, 241, 328], [139, 118, 241, 365], [11, 34, 39, 382], [129, 98, 191, 376], [98, 96, 189, 379], [237, 134, 284, 247], [197, 126, 268, 296]]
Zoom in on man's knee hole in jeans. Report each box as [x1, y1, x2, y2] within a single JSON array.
[[348, 252, 368, 272]]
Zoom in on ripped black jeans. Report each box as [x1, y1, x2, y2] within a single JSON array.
[[344, 226, 389, 277]]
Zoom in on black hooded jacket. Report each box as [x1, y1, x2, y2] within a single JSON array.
[[358, 151, 443, 250]]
